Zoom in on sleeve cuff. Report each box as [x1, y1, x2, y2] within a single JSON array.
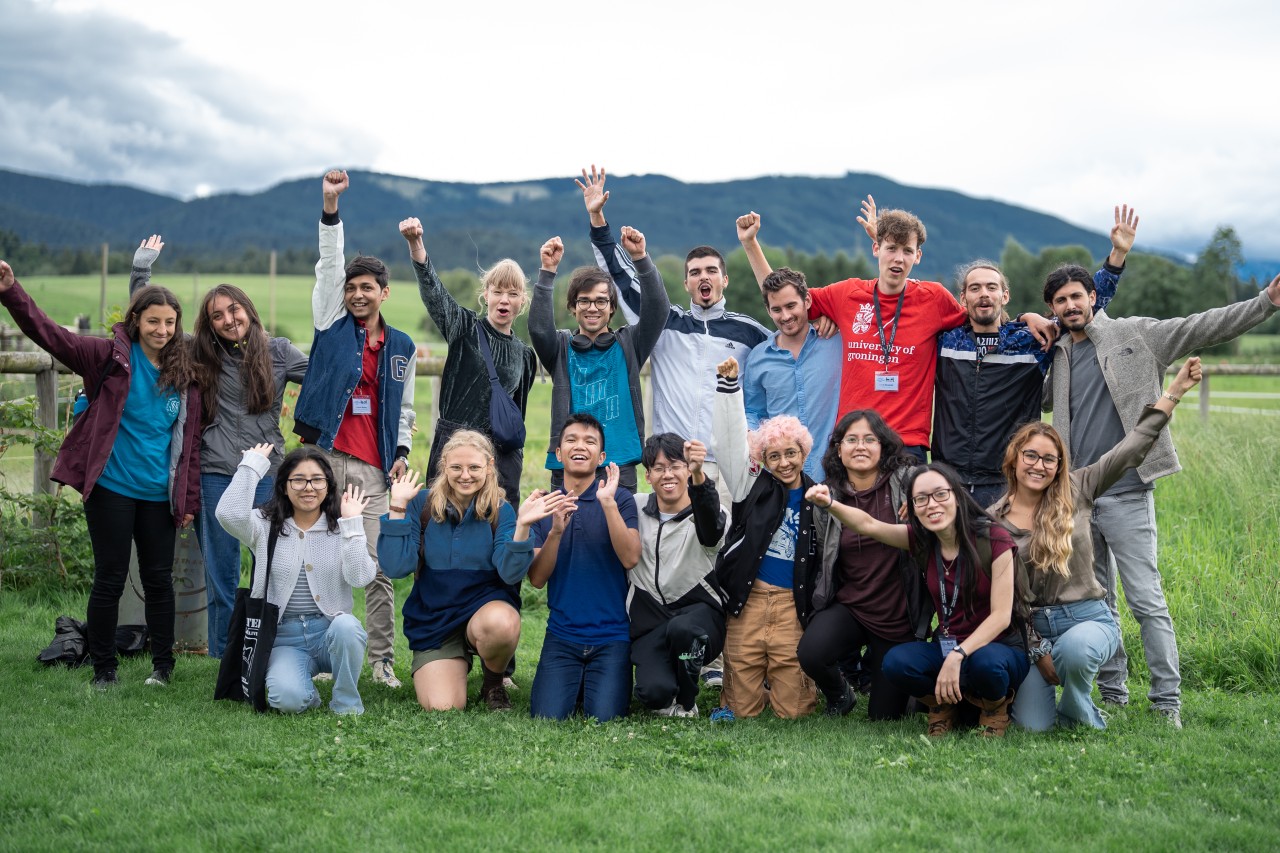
[[505, 537, 534, 554], [321, 210, 341, 226], [338, 515, 366, 538]]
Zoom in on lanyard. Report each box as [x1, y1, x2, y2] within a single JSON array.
[[872, 285, 905, 367], [935, 549, 963, 636]]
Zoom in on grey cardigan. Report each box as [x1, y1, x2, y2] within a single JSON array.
[[1045, 289, 1278, 483]]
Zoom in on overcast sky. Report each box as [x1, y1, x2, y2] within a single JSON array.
[[4, 0, 1279, 260]]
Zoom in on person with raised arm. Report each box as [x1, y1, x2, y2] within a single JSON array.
[[376, 431, 568, 712], [0, 254, 201, 689], [992, 359, 1203, 731], [807, 463, 1027, 737], [290, 170, 418, 689], [399, 216, 537, 503], [526, 414, 638, 722], [216, 444, 375, 714]]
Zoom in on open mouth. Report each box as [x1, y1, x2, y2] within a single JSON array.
[[699, 284, 712, 301]]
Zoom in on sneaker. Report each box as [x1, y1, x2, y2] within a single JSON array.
[[144, 668, 172, 686], [653, 701, 698, 718], [312, 671, 334, 682], [503, 676, 519, 691], [92, 669, 118, 691], [1101, 695, 1128, 708], [824, 679, 857, 717], [701, 669, 724, 689], [480, 682, 513, 712], [709, 706, 736, 723], [1155, 707, 1183, 730], [371, 659, 402, 689]]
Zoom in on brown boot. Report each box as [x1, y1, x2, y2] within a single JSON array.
[[918, 695, 958, 737], [968, 690, 1016, 737]]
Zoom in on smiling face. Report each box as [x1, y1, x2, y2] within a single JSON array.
[[873, 236, 922, 292], [765, 284, 811, 343], [961, 266, 1009, 331], [685, 253, 727, 308], [1014, 434, 1062, 496], [764, 440, 805, 489], [644, 450, 689, 510], [570, 281, 615, 336], [207, 293, 252, 343], [484, 281, 526, 334], [444, 445, 491, 501], [556, 422, 606, 476], [839, 418, 882, 483], [344, 274, 388, 322], [911, 470, 956, 534], [1050, 281, 1094, 333], [285, 459, 329, 517], [135, 304, 178, 361]]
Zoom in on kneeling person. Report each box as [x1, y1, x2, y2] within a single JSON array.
[[630, 434, 727, 718]]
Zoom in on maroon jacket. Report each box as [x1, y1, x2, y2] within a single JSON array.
[[0, 280, 202, 526]]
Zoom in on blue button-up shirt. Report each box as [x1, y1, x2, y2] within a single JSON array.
[[742, 326, 842, 482]]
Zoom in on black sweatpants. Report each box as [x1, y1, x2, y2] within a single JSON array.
[[631, 603, 725, 712], [797, 605, 911, 720]]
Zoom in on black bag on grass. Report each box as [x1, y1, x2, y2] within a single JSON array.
[[37, 615, 89, 667], [214, 526, 280, 712]]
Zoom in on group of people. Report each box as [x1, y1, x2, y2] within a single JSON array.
[[4, 165, 1277, 732]]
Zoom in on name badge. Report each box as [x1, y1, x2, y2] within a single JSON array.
[[874, 371, 899, 392], [938, 635, 957, 657], [351, 395, 373, 415]]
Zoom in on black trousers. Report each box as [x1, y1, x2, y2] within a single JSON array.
[[83, 485, 176, 674], [631, 603, 725, 712], [798, 605, 911, 720]]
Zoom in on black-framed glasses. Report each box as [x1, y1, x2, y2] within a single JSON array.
[[911, 488, 953, 508], [1020, 449, 1060, 469], [574, 297, 612, 310], [287, 477, 329, 491]]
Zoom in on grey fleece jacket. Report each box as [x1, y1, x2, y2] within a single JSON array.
[[1045, 289, 1278, 483]]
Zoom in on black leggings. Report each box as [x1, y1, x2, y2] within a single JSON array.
[[798, 605, 911, 720], [631, 603, 725, 711], [83, 485, 176, 674]]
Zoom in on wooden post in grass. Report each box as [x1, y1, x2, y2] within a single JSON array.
[[1200, 372, 1210, 423], [33, 362, 57, 507], [98, 243, 108, 328], [269, 249, 278, 335]]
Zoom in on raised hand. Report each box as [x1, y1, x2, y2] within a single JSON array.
[[716, 356, 739, 381], [0, 260, 14, 292], [856, 194, 877, 243], [805, 483, 833, 508], [247, 443, 273, 459], [736, 211, 761, 244], [541, 236, 565, 273], [389, 469, 423, 507], [323, 169, 349, 214], [575, 165, 609, 226], [1111, 204, 1140, 257], [134, 235, 165, 269], [341, 484, 370, 520], [1266, 273, 1280, 308], [684, 440, 707, 477], [399, 217, 424, 242], [620, 226, 646, 261], [596, 462, 621, 504], [518, 488, 576, 527], [550, 490, 577, 535]]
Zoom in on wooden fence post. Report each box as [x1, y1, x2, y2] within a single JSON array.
[[1199, 372, 1210, 423]]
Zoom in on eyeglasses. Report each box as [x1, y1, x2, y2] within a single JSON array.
[[648, 462, 688, 477], [1020, 449, 1060, 469], [575, 297, 612, 310], [764, 448, 802, 465], [446, 465, 487, 477], [841, 435, 880, 447], [911, 488, 953, 508], [287, 477, 329, 491]]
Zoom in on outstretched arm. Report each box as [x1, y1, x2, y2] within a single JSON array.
[[402, 216, 471, 342], [622, 226, 671, 364], [1147, 274, 1280, 365], [685, 440, 726, 548], [710, 357, 756, 503], [313, 169, 350, 332], [1108, 204, 1139, 269], [529, 238, 563, 372], [736, 211, 773, 289], [0, 261, 112, 377], [805, 483, 910, 549]]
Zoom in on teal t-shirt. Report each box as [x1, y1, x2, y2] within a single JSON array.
[[545, 342, 642, 470], [756, 487, 802, 588], [97, 342, 180, 502]]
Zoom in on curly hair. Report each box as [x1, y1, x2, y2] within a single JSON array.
[[747, 415, 812, 466], [876, 209, 927, 248], [821, 409, 916, 485], [998, 422, 1074, 578], [427, 430, 505, 524]]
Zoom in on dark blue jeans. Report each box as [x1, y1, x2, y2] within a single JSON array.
[[197, 472, 273, 659], [882, 638, 1029, 701], [530, 633, 631, 722]]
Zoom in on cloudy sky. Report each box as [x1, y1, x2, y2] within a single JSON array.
[[4, 0, 1279, 260]]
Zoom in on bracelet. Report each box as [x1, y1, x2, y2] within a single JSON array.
[[953, 646, 969, 661], [389, 505, 407, 514], [1163, 392, 1181, 404]]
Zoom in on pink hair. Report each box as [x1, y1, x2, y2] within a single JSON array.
[[747, 415, 813, 463]]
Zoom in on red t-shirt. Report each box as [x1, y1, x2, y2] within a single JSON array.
[[808, 278, 965, 447], [923, 524, 1016, 643], [333, 321, 384, 470]]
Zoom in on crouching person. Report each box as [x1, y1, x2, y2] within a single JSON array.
[[711, 357, 827, 719], [630, 435, 727, 718], [216, 444, 375, 715]]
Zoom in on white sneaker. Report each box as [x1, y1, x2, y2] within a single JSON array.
[[312, 671, 334, 682], [371, 659, 401, 689], [654, 701, 698, 718], [503, 676, 519, 691]]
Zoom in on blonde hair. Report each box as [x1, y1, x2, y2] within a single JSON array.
[[999, 422, 1074, 578], [477, 258, 530, 318], [427, 430, 505, 525]]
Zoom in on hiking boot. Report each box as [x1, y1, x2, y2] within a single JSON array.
[[92, 669, 118, 691], [371, 659, 401, 688], [919, 694, 957, 737], [144, 668, 172, 686], [823, 678, 857, 717], [1154, 707, 1183, 730], [968, 690, 1016, 738], [480, 682, 513, 711]]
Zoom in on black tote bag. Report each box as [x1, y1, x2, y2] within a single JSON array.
[[214, 526, 280, 711]]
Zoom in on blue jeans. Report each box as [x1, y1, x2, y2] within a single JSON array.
[[198, 472, 273, 659], [964, 482, 1006, 513], [1013, 599, 1120, 731], [267, 613, 367, 715], [530, 633, 631, 722], [1092, 489, 1180, 710], [882, 638, 1029, 701]]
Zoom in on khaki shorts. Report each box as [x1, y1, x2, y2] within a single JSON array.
[[411, 627, 477, 674]]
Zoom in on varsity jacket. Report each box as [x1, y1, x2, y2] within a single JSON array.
[[598, 222, 768, 461], [710, 375, 833, 624], [292, 214, 417, 476], [933, 263, 1121, 485], [627, 478, 727, 639], [1046, 288, 1279, 483]]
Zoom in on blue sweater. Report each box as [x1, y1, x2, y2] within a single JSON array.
[[378, 492, 534, 651]]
